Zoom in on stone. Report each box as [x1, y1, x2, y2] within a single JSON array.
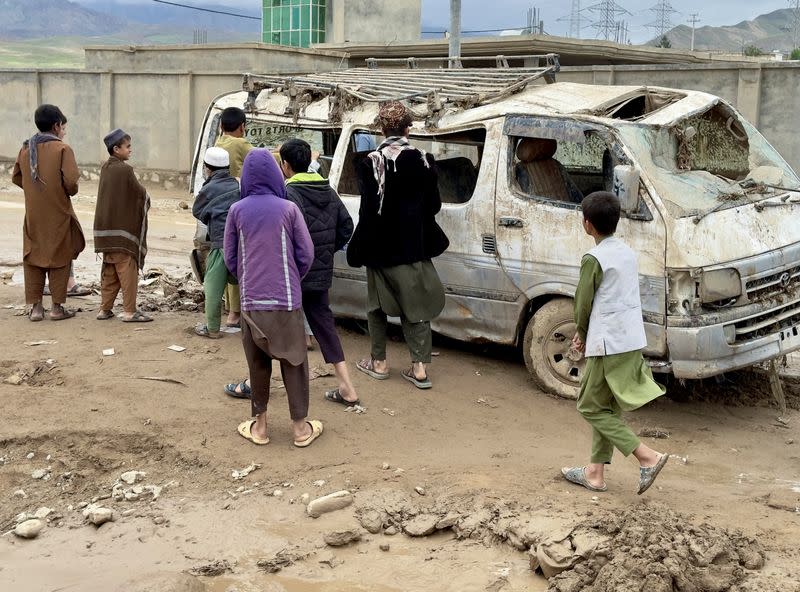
[[379, 543, 390, 552], [153, 516, 166, 525], [13, 489, 26, 499], [393, 468, 404, 475], [119, 470, 146, 485], [306, 490, 353, 518], [31, 468, 50, 480], [14, 519, 44, 539], [77, 502, 88, 509], [151, 173, 160, 183], [122, 509, 136, 517], [178, 200, 188, 209], [86, 507, 114, 526], [414, 486, 426, 496], [528, 548, 540, 572], [404, 514, 439, 537], [381, 462, 390, 470], [4, 374, 23, 385], [26, 452, 35, 459], [435, 512, 461, 530], [323, 529, 362, 547], [273, 490, 284, 498], [357, 509, 384, 534], [300, 493, 310, 504], [33, 507, 53, 520], [384, 525, 398, 536], [312, 479, 326, 487]]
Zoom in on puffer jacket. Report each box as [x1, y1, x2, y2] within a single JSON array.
[[285, 173, 353, 291], [192, 169, 240, 249]]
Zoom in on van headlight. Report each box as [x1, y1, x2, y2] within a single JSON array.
[[700, 268, 741, 305]]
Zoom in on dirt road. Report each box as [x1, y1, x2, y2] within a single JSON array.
[[0, 179, 798, 591]]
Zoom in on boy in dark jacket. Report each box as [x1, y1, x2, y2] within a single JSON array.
[[192, 147, 241, 338], [280, 139, 360, 405]]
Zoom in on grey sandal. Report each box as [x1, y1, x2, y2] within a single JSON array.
[[561, 466, 608, 492], [356, 358, 389, 380], [401, 368, 432, 390], [637, 454, 668, 495]]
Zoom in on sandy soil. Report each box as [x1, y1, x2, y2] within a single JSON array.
[[0, 178, 799, 592]]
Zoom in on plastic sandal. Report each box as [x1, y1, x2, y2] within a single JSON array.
[[237, 419, 269, 445], [637, 454, 668, 495], [561, 466, 608, 492], [325, 388, 360, 407], [356, 358, 389, 380], [294, 419, 323, 448], [224, 380, 251, 399]]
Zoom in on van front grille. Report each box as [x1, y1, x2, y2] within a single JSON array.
[[745, 264, 800, 301], [730, 297, 800, 343]]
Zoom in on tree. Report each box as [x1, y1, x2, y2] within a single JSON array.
[[743, 44, 763, 57], [656, 35, 671, 48], [791, 48, 800, 60]]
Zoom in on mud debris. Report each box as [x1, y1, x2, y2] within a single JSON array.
[[637, 427, 670, 439], [231, 463, 260, 481], [1, 359, 61, 387], [189, 559, 233, 577], [257, 547, 312, 573]]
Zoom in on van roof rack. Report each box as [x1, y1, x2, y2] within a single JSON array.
[[242, 54, 559, 126]]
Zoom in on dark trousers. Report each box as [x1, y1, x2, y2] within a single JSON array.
[[241, 313, 309, 420], [25, 263, 70, 305], [302, 290, 345, 364]]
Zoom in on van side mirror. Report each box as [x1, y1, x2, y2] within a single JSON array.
[[612, 165, 641, 212]]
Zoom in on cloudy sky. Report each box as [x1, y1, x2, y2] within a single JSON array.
[[94, 1, 792, 43]]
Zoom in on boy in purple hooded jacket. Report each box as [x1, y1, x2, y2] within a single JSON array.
[[224, 149, 323, 448]]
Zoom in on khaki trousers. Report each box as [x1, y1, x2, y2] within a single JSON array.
[[24, 263, 70, 305], [100, 252, 139, 313]]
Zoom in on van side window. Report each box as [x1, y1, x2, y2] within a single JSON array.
[[339, 128, 487, 204], [511, 132, 611, 204]]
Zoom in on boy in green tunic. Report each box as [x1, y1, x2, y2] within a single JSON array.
[[562, 191, 668, 494]]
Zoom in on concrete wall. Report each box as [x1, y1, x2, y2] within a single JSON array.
[[327, 0, 420, 44], [1, 59, 799, 180], [85, 43, 346, 73]]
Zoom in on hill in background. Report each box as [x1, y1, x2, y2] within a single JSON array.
[[660, 8, 796, 53]]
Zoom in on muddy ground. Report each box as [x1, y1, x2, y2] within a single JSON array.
[[0, 178, 799, 592]]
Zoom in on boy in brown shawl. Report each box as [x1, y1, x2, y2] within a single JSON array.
[[13, 104, 85, 322], [94, 129, 152, 322]]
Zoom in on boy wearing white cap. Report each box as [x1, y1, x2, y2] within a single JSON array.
[[192, 147, 241, 338], [94, 128, 151, 322]]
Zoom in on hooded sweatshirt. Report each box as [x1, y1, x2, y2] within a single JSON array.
[[285, 172, 353, 292], [223, 149, 314, 312]]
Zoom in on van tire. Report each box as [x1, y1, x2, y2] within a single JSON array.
[[522, 298, 584, 400]]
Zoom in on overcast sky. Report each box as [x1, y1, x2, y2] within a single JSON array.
[[99, 1, 792, 43]]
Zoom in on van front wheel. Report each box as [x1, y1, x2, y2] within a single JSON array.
[[522, 298, 584, 400]]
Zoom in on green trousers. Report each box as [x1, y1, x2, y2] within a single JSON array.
[[203, 249, 232, 332], [367, 308, 432, 363], [577, 351, 664, 464]]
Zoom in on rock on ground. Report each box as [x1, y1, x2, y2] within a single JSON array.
[[357, 509, 385, 534], [404, 514, 440, 537], [306, 490, 353, 518], [323, 529, 362, 547], [14, 519, 44, 539]]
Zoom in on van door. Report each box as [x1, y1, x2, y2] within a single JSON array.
[[330, 120, 524, 344], [495, 115, 667, 397]]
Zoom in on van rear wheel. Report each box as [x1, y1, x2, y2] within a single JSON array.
[[522, 298, 584, 400]]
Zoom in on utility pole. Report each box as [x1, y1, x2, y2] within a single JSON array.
[[449, 0, 461, 68], [687, 13, 700, 51]]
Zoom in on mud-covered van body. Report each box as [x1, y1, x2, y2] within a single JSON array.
[[192, 71, 800, 398]]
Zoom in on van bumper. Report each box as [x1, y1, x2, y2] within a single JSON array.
[[667, 323, 800, 379]]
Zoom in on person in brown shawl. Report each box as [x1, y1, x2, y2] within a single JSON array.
[[93, 128, 152, 322], [12, 104, 85, 322]]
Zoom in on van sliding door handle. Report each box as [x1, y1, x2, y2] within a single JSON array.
[[498, 217, 524, 228]]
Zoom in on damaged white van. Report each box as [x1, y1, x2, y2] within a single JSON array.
[[192, 58, 800, 398]]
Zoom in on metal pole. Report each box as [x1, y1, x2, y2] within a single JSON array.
[[449, 0, 461, 68]]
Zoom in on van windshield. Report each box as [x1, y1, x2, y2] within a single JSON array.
[[617, 106, 800, 219]]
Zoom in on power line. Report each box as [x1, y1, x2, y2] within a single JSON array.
[[646, 1, 677, 38], [150, 0, 261, 21]]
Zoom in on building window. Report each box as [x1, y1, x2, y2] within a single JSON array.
[[262, 0, 326, 47]]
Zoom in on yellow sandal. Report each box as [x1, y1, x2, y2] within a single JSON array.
[[294, 419, 323, 448], [237, 419, 270, 445]]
